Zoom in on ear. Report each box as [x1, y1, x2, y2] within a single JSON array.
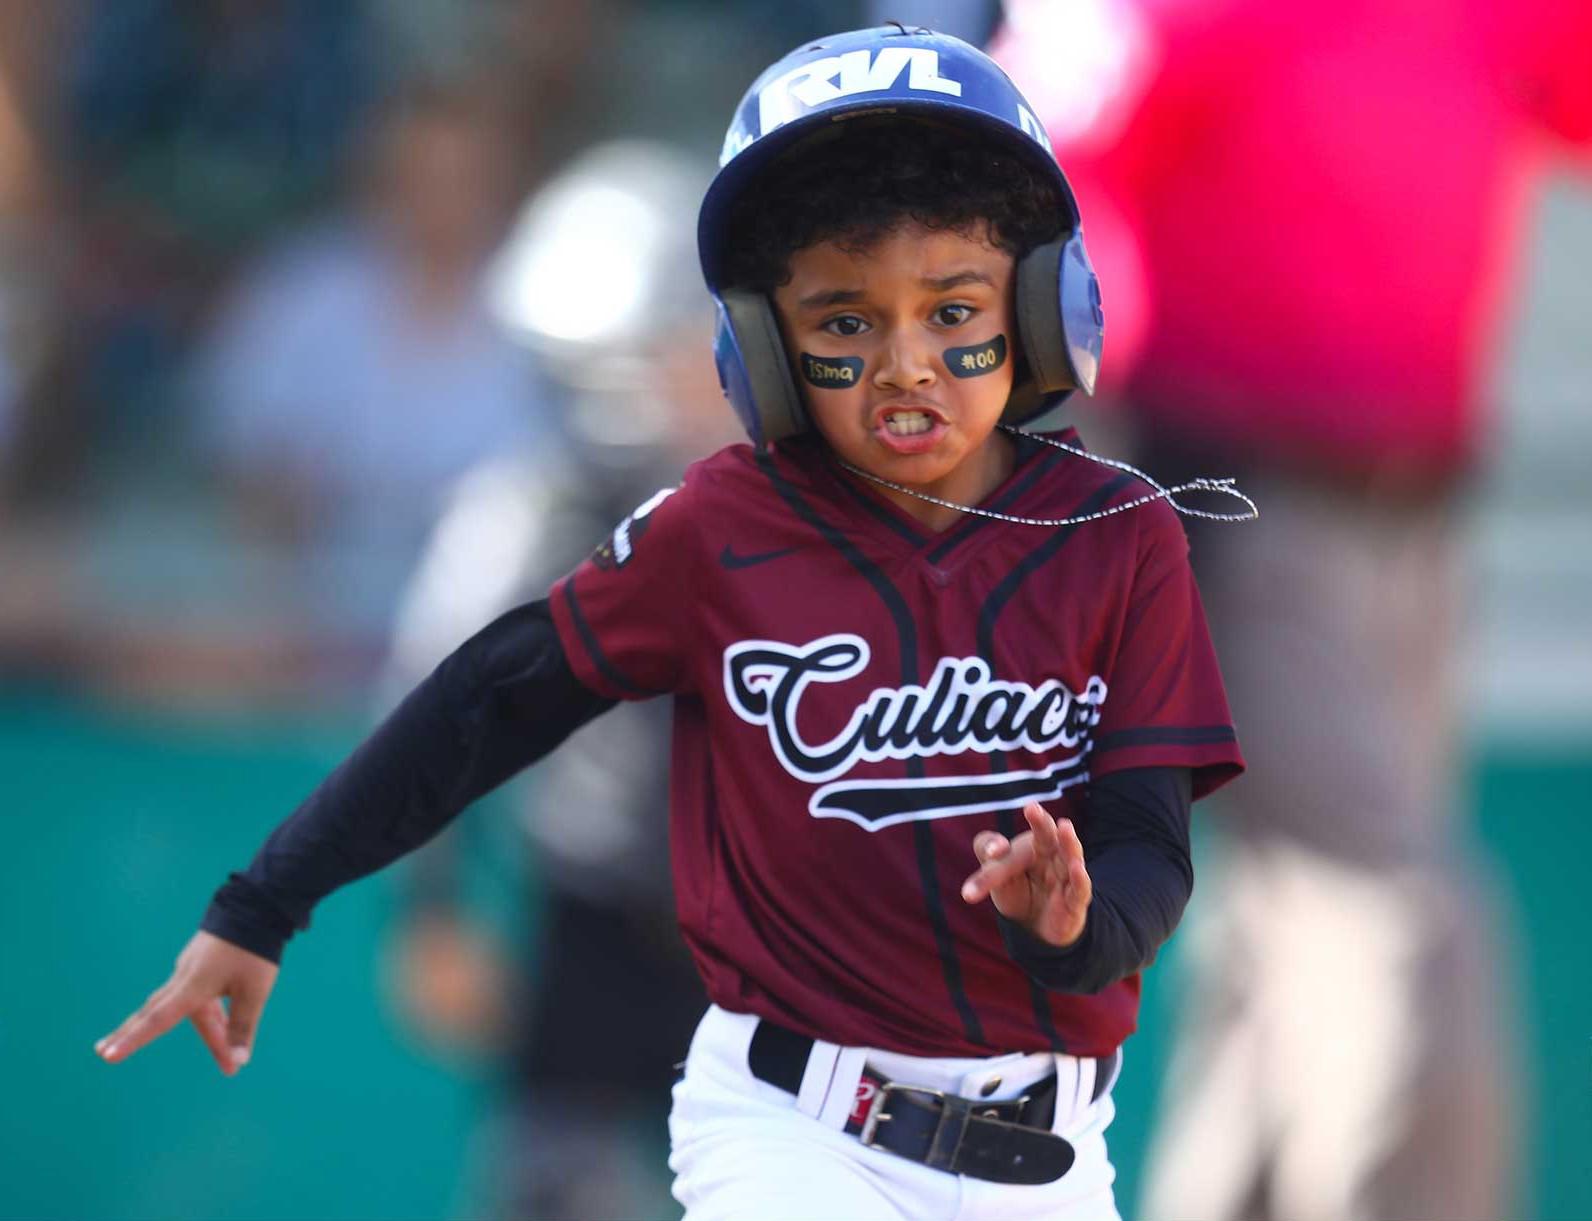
[[716, 289, 808, 445]]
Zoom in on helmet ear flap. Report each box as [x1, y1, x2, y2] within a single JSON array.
[[714, 289, 808, 446], [1007, 231, 1104, 424]]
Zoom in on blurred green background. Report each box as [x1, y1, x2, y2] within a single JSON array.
[[2, 694, 1587, 1220]]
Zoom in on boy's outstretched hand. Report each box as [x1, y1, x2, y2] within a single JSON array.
[[94, 931, 279, 1075], [960, 802, 1092, 948]]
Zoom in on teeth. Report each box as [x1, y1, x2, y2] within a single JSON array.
[[884, 411, 934, 436]]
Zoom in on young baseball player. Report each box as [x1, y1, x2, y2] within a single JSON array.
[[96, 28, 1247, 1221]]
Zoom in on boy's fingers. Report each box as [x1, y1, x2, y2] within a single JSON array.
[[97, 990, 193, 1062], [1055, 816, 1085, 863], [225, 990, 266, 1068], [1068, 854, 1093, 909], [95, 983, 172, 1053], [971, 831, 1009, 862], [133, 982, 176, 1022], [961, 833, 1037, 902], [1023, 804, 1060, 863], [189, 998, 237, 1075]]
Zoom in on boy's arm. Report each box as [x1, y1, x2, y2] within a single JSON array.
[[962, 497, 1241, 991], [204, 598, 615, 964], [95, 598, 614, 1071], [960, 767, 1194, 993]]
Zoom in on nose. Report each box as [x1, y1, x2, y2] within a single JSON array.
[[871, 325, 937, 392]]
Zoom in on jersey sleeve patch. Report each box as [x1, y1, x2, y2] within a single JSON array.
[[591, 485, 679, 570], [549, 478, 699, 700]]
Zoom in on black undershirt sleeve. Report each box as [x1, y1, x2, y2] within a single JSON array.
[[996, 767, 1194, 994], [200, 599, 616, 963]]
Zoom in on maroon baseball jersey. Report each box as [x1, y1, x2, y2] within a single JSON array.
[[549, 428, 1242, 1058]]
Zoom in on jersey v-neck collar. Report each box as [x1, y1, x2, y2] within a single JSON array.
[[790, 429, 1084, 570]]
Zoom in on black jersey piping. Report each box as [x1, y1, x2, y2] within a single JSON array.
[[830, 469, 929, 546], [561, 580, 669, 699], [754, 450, 987, 1049], [975, 474, 1138, 669], [974, 472, 1137, 1052], [924, 447, 1066, 566]]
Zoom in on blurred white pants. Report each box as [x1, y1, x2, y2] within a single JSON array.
[[1140, 476, 1517, 1221], [669, 1005, 1121, 1221]]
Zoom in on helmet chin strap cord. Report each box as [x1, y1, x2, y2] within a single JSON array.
[[835, 424, 1259, 528]]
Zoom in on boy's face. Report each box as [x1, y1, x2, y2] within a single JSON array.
[[772, 222, 1018, 507]]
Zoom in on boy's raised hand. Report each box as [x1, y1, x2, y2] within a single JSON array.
[[960, 802, 1092, 948], [94, 930, 279, 1075]]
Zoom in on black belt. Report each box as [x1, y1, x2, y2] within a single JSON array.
[[748, 1019, 1119, 1186]]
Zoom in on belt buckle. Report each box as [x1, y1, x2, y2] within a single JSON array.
[[970, 1092, 1032, 1128], [859, 1082, 943, 1148]]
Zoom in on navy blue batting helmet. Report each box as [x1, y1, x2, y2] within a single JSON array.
[[698, 25, 1104, 446]]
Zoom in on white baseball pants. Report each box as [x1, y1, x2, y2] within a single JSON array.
[[669, 1004, 1122, 1221]]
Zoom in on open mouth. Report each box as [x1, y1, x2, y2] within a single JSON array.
[[882, 410, 937, 437], [872, 404, 949, 454]]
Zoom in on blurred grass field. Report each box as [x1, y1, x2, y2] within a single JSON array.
[[1, 692, 1587, 1220]]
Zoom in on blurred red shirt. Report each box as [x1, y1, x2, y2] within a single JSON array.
[[995, 0, 1592, 478]]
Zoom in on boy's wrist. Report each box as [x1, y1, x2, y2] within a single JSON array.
[[201, 873, 299, 965], [998, 909, 1091, 962]]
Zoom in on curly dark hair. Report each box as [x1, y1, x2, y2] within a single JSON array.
[[717, 117, 1069, 292]]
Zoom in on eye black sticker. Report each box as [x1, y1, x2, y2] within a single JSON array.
[[945, 334, 1008, 378], [799, 352, 864, 389]]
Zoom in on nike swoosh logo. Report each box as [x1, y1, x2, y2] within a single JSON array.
[[719, 543, 801, 570]]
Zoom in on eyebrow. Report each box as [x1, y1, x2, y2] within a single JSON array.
[[923, 270, 996, 292], [795, 270, 996, 311], [796, 288, 867, 309]]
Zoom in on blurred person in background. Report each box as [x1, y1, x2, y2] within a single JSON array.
[[45, 0, 376, 492], [0, 60, 33, 476], [373, 0, 606, 170], [0, 23, 65, 675], [381, 140, 737, 1221], [193, 79, 552, 691], [994, 3, 1592, 1219], [0, 321, 14, 459], [860, 0, 999, 42], [1, 0, 380, 696]]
